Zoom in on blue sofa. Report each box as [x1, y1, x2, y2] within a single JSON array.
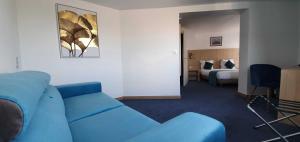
[[0, 71, 225, 142]]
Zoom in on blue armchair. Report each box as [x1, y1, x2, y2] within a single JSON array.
[[250, 64, 281, 90]]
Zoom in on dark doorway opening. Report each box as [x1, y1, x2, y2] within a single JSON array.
[[180, 33, 184, 86]]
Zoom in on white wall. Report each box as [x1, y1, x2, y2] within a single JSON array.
[[239, 9, 250, 95], [120, 0, 299, 96], [181, 12, 240, 50], [6, 0, 300, 98], [121, 9, 180, 96], [0, 0, 19, 73], [16, 0, 124, 98], [247, 1, 298, 68]]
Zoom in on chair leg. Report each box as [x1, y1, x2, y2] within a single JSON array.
[[251, 86, 257, 96], [247, 96, 289, 142], [261, 132, 300, 142], [247, 87, 300, 142], [254, 114, 297, 129], [247, 94, 289, 142], [256, 96, 300, 128], [246, 86, 257, 102]]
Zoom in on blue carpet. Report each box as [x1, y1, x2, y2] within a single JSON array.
[[121, 81, 299, 142]]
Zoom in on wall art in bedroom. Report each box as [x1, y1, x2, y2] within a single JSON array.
[[210, 36, 222, 46], [56, 4, 100, 58]]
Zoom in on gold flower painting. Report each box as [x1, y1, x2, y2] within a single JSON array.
[[57, 4, 100, 58]]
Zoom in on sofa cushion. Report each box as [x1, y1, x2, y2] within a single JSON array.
[[0, 71, 50, 140], [69, 106, 159, 142], [64, 92, 123, 123], [126, 112, 225, 142], [14, 86, 72, 142]]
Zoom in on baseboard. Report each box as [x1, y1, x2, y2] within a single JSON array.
[[117, 96, 181, 100], [237, 92, 247, 97], [237, 92, 252, 102]]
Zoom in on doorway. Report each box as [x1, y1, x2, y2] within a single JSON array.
[[179, 10, 243, 91], [180, 33, 184, 86]]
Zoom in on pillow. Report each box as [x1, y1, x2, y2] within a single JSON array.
[[0, 100, 23, 142], [225, 60, 235, 69], [221, 59, 235, 69], [0, 71, 50, 141], [200, 60, 214, 69], [204, 62, 214, 70]]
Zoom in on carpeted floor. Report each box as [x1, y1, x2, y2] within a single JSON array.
[[121, 81, 299, 142]]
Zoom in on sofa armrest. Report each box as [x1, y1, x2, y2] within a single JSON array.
[[126, 112, 225, 142], [56, 82, 102, 99]]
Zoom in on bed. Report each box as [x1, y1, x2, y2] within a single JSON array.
[[187, 48, 240, 86], [200, 69, 239, 85]]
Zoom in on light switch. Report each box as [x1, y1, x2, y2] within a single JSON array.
[[172, 49, 178, 55]]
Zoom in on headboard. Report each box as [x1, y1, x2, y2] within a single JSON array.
[[188, 48, 239, 70]]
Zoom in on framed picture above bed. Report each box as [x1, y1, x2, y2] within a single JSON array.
[[210, 36, 222, 46]]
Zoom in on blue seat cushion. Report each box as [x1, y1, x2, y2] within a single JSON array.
[[64, 92, 123, 123], [126, 112, 225, 142], [14, 86, 72, 142], [69, 106, 159, 142]]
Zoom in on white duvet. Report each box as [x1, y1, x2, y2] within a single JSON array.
[[201, 69, 239, 80]]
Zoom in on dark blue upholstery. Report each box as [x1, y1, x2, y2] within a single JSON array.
[[250, 64, 281, 89]]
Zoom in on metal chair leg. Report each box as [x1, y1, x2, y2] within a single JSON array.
[[262, 132, 300, 142], [247, 95, 289, 142], [247, 87, 300, 142], [254, 114, 297, 129], [255, 95, 300, 128]]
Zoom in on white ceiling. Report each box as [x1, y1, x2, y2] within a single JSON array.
[[82, 0, 252, 10], [180, 9, 241, 19]]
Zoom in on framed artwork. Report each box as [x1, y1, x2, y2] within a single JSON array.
[[56, 4, 100, 58], [210, 36, 222, 46]]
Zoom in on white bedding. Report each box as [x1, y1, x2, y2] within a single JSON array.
[[201, 69, 239, 80]]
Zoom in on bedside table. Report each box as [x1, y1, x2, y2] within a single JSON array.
[[188, 70, 199, 81]]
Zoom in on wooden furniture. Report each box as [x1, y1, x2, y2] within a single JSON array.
[[188, 66, 200, 81], [188, 48, 239, 70], [280, 67, 300, 102], [279, 67, 300, 124], [188, 70, 199, 81]]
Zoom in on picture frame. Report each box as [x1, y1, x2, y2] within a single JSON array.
[[56, 4, 100, 58], [210, 36, 222, 46]]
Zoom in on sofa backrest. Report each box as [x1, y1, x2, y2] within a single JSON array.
[[0, 71, 50, 141], [14, 86, 73, 142], [57, 82, 102, 99]]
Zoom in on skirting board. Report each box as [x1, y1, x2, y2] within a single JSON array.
[[117, 96, 181, 100], [237, 92, 252, 102]]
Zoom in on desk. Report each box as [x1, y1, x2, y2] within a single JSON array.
[[279, 67, 300, 124]]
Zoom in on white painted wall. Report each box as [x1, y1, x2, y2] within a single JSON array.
[[239, 9, 250, 95], [16, 0, 124, 98], [5, 0, 299, 97], [247, 1, 298, 68], [120, 0, 299, 96], [181, 12, 240, 50], [121, 9, 180, 96], [0, 0, 19, 73]]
